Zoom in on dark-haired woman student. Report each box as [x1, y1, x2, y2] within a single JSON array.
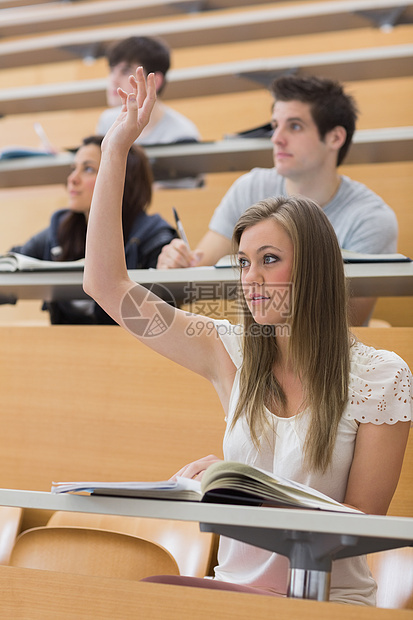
[[11, 135, 176, 324], [83, 69, 412, 605]]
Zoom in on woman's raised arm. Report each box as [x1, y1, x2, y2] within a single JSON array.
[[84, 68, 235, 387], [84, 68, 156, 316]]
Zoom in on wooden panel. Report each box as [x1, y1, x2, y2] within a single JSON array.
[[1, 41, 412, 112], [3, 0, 413, 49], [0, 325, 410, 510], [1, 11, 412, 70], [0, 0, 202, 37], [0, 326, 225, 490], [0, 73, 411, 154], [0, 565, 408, 619]]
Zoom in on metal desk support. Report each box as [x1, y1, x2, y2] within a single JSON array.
[[200, 522, 413, 601]]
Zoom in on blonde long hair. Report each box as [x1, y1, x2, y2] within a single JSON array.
[[231, 196, 350, 472]]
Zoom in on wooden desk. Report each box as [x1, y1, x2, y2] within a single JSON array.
[[0, 488, 412, 601], [0, 128, 412, 189], [0, 43, 412, 104], [0, 566, 402, 620], [0, 262, 412, 306], [2, 0, 411, 52], [0, 0, 202, 38]]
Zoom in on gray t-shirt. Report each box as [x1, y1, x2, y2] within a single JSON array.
[[97, 105, 200, 145], [209, 168, 398, 253]]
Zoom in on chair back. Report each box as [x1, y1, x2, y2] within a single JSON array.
[[367, 547, 413, 609], [9, 525, 180, 580], [47, 511, 216, 577]]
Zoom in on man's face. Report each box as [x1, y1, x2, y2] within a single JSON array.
[[271, 100, 332, 180], [107, 61, 140, 107]]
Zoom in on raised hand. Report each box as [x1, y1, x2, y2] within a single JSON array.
[[102, 67, 156, 153]]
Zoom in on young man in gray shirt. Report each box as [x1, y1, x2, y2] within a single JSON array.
[[157, 75, 398, 325]]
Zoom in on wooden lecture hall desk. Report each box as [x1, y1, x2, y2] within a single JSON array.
[[0, 488, 412, 607], [1, 127, 412, 189], [0, 263, 412, 307], [2, 0, 412, 47], [0, 569, 403, 620], [1, 43, 412, 107]]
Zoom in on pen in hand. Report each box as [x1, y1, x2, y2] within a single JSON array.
[[173, 207, 191, 250]]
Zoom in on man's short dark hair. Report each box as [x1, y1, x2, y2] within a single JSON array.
[[107, 36, 170, 95], [271, 75, 358, 166]]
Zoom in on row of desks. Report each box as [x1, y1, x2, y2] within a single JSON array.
[[0, 263, 412, 305], [2, 0, 412, 41], [1, 128, 412, 188], [1, 43, 412, 110]]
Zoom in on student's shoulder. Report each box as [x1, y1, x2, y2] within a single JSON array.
[[99, 107, 120, 121], [339, 176, 390, 209], [347, 339, 412, 423], [159, 106, 200, 140], [97, 107, 120, 133], [231, 167, 283, 191], [212, 319, 243, 368], [335, 176, 397, 229], [351, 339, 410, 371], [129, 212, 176, 240]]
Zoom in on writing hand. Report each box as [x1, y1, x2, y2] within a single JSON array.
[[157, 238, 204, 269]]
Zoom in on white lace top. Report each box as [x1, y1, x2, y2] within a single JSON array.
[[212, 320, 412, 606]]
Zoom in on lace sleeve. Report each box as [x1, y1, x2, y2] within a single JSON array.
[[345, 346, 412, 425]]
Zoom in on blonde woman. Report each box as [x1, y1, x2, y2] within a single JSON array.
[[84, 69, 412, 605]]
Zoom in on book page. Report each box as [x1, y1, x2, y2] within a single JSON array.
[[201, 461, 362, 513], [0, 252, 85, 272], [341, 249, 411, 263], [51, 477, 202, 501]]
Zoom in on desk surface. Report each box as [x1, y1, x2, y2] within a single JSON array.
[[0, 43, 412, 104], [1, 0, 202, 38], [0, 262, 412, 304], [1, 487, 412, 541], [1, 488, 412, 575], [0, 128, 411, 189], [3, 0, 412, 44]]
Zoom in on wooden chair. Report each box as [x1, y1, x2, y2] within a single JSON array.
[[367, 547, 413, 609], [0, 507, 22, 565], [47, 512, 217, 578], [8, 525, 180, 580]]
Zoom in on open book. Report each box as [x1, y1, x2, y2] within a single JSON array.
[[0, 252, 84, 272], [341, 249, 411, 263], [51, 461, 361, 513]]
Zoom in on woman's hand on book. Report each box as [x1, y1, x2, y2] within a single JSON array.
[[170, 454, 222, 482]]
